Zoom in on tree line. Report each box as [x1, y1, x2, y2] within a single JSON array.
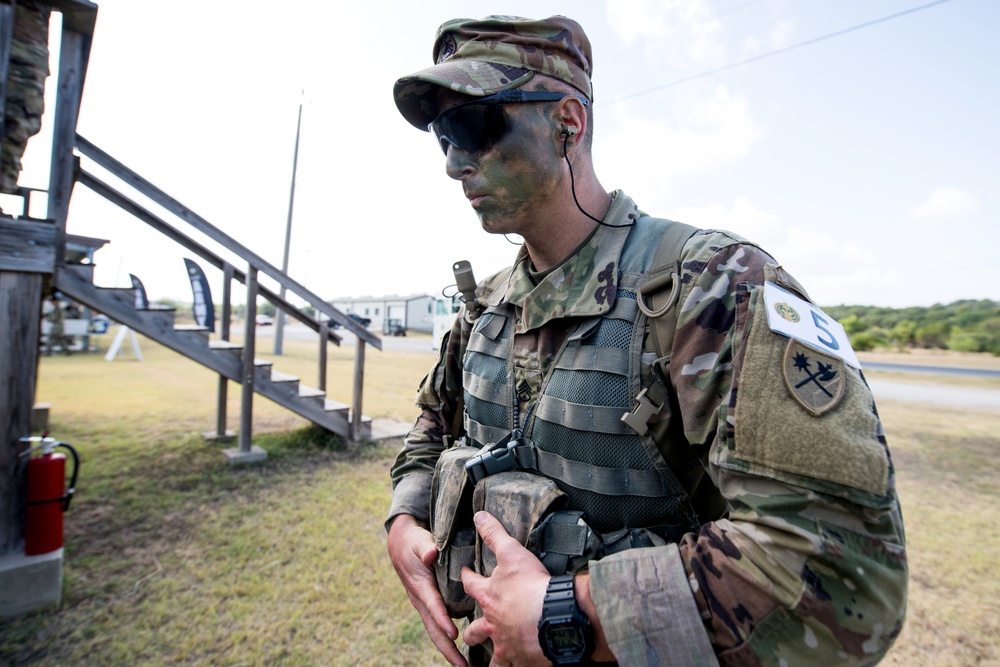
[[825, 299, 1000, 355]]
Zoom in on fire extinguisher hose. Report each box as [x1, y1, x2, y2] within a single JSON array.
[[19, 438, 80, 511]]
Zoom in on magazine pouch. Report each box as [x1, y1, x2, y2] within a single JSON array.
[[430, 445, 480, 618]]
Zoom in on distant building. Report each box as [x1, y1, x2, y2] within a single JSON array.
[[328, 293, 436, 334]]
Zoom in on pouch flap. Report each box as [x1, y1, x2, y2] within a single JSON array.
[[430, 445, 481, 551], [472, 471, 568, 576], [475, 311, 507, 340]]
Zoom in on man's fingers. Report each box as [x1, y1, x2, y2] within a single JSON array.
[[408, 585, 464, 664], [422, 612, 468, 667], [460, 565, 486, 601], [408, 569, 459, 641], [419, 542, 438, 567], [463, 616, 489, 649], [473, 511, 516, 555]]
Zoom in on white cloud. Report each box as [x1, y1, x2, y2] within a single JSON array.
[[605, 0, 728, 73], [595, 84, 762, 208], [770, 20, 796, 50], [908, 187, 980, 218], [668, 196, 782, 242], [659, 198, 887, 305]]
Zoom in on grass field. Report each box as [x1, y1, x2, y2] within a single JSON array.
[[1, 337, 998, 665]]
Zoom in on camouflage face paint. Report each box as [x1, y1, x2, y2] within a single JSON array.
[[445, 101, 564, 236]]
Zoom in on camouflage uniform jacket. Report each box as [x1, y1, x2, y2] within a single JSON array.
[[389, 191, 907, 666]]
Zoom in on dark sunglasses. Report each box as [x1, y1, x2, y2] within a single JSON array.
[[428, 90, 589, 155]]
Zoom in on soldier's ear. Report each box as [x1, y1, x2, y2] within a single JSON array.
[[554, 96, 588, 147]]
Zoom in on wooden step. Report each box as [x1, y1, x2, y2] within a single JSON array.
[[323, 398, 349, 413], [95, 286, 141, 310], [64, 263, 95, 283], [209, 340, 243, 364], [172, 323, 211, 345], [136, 308, 175, 329], [253, 359, 272, 382], [268, 370, 299, 385], [297, 384, 326, 407]]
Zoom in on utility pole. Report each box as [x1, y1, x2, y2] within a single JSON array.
[[273, 93, 303, 355]]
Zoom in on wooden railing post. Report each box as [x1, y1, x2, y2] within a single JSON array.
[[239, 266, 257, 453], [48, 28, 85, 267], [318, 319, 328, 392], [212, 262, 234, 439], [351, 340, 365, 442]]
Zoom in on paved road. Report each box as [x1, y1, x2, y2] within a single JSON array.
[[256, 322, 438, 353], [866, 378, 1000, 410], [861, 361, 1000, 379], [860, 360, 1000, 409]]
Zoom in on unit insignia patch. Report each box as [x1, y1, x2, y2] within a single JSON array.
[[773, 301, 800, 323], [782, 339, 846, 416]]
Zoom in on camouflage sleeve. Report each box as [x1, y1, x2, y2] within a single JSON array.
[[590, 232, 907, 666], [386, 308, 471, 528]]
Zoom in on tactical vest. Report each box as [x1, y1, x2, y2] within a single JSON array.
[[462, 217, 702, 544]]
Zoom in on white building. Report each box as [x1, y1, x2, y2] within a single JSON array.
[[327, 293, 436, 334]]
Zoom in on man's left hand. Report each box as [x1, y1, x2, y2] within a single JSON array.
[[461, 511, 552, 667]]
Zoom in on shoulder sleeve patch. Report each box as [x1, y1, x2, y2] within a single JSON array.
[[783, 339, 845, 416], [732, 289, 889, 498]]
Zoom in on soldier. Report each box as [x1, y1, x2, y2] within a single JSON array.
[[44, 292, 71, 356], [1, 0, 50, 195], [387, 15, 907, 667]]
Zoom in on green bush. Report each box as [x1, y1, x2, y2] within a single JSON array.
[[851, 331, 881, 351], [915, 321, 951, 349]]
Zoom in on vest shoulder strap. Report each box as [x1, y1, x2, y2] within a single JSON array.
[[623, 220, 700, 437], [637, 220, 700, 359]]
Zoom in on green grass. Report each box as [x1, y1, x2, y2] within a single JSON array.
[[2, 340, 998, 665]]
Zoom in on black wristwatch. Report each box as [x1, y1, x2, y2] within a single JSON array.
[[537, 574, 594, 665]]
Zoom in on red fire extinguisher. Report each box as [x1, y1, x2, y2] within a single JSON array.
[[20, 436, 80, 556]]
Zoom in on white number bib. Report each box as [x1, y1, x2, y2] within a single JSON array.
[[763, 282, 861, 369]]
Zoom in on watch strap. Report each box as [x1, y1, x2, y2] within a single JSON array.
[[538, 574, 594, 665]]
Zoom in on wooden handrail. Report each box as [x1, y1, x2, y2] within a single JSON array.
[[74, 134, 382, 350], [76, 168, 347, 347]]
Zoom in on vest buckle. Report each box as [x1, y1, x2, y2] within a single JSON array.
[[621, 387, 663, 436], [465, 430, 528, 485]]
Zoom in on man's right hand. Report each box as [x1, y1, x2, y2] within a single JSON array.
[[387, 514, 466, 667]]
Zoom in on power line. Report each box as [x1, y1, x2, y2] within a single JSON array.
[[598, 0, 955, 107]]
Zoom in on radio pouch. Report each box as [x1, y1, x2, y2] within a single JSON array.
[[430, 445, 480, 618]]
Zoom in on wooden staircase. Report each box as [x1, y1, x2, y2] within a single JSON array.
[[34, 135, 386, 456], [53, 262, 370, 440]]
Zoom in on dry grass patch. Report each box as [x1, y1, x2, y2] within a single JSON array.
[[877, 401, 1000, 666]]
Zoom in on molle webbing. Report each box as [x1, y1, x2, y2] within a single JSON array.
[[462, 218, 701, 536], [512, 443, 675, 497]]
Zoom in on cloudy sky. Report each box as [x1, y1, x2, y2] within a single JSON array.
[[15, 0, 997, 308]]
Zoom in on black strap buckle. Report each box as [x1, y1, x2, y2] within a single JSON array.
[[465, 430, 528, 486]]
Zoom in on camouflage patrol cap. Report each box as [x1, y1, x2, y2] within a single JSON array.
[[394, 15, 594, 131]]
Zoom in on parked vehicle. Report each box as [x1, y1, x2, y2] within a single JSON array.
[[383, 318, 407, 336], [255, 314, 273, 326], [333, 313, 371, 329]]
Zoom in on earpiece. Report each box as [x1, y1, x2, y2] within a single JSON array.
[[560, 125, 578, 138]]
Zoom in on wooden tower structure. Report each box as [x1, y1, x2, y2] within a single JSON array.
[[0, 0, 379, 615]]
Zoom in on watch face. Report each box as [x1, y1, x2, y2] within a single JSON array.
[[544, 619, 586, 657]]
